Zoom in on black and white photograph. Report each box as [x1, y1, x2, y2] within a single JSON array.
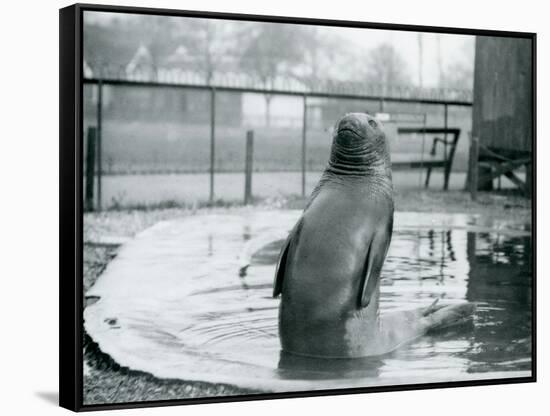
[[58, 2, 534, 411]]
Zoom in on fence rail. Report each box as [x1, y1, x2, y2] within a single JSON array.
[[83, 64, 473, 210], [84, 63, 473, 106]]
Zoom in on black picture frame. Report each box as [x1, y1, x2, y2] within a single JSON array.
[[60, 3, 537, 411]]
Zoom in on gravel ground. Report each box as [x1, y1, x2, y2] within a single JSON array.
[[83, 205, 266, 405], [82, 189, 531, 405], [83, 332, 261, 405]]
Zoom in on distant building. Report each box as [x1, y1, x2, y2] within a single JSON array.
[[125, 44, 156, 82], [85, 45, 243, 126]]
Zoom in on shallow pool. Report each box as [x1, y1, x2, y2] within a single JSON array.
[[84, 210, 532, 393]]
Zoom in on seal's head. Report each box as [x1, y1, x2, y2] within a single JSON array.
[[329, 112, 391, 176]]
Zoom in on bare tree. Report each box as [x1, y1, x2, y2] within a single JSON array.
[[442, 62, 474, 90], [364, 43, 412, 88], [84, 16, 139, 68], [240, 23, 305, 126], [439, 39, 475, 90], [173, 19, 242, 84], [291, 27, 339, 83], [137, 16, 180, 67], [417, 34, 424, 87], [84, 15, 180, 71], [436, 34, 444, 88]]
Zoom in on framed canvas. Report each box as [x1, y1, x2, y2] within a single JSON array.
[[59, 3, 536, 411]]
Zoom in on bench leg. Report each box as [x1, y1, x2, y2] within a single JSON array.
[[425, 167, 432, 188], [443, 165, 450, 190]]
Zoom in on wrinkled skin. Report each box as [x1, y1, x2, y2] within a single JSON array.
[[273, 113, 474, 358]]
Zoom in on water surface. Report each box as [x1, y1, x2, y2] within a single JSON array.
[[85, 210, 532, 393]]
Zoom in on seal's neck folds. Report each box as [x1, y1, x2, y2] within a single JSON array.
[[326, 140, 392, 186], [323, 113, 393, 194]]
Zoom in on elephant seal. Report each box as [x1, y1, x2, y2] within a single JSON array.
[[273, 112, 474, 358]]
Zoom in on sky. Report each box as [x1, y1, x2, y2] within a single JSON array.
[[85, 11, 475, 88], [328, 27, 474, 87]]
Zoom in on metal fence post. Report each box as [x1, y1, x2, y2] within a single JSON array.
[[301, 95, 307, 197], [85, 126, 96, 211], [80, 76, 473, 208], [443, 103, 449, 156], [209, 88, 216, 203], [443, 103, 449, 190], [244, 130, 254, 205], [96, 79, 103, 211]]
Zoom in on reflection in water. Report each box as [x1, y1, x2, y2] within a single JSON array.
[[84, 211, 532, 394], [278, 351, 383, 380], [464, 232, 532, 373]]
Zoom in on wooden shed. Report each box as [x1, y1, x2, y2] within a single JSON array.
[[469, 35, 534, 195]]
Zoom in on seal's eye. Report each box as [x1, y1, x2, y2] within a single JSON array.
[[368, 119, 377, 128]]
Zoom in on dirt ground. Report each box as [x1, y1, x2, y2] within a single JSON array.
[[82, 189, 532, 405]]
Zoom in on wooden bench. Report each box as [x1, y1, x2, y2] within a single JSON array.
[[468, 136, 532, 198], [392, 127, 461, 190]]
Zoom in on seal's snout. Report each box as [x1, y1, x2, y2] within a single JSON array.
[[337, 115, 363, 135], [336, 113, 367, 138], [335, 113, 381, 149]]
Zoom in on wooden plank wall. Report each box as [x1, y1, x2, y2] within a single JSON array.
[[472, 36, 533, 153]]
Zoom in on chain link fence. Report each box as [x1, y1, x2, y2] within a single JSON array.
[[82, 64, 473, 210]]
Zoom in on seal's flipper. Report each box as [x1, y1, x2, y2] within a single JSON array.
[[273, 235, 291, 297], [422, 298, 442, 316], [238, 230, 290, 277], [423, 302, 476, 331], [273, 219, 303, 298], [359, 222, 392, 308]]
